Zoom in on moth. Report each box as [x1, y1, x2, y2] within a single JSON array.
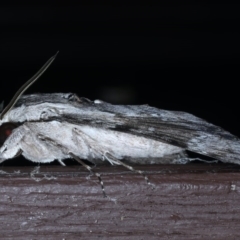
[[1, 53, 240, 196]]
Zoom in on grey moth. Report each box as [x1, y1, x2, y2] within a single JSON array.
[[1, 53, 240, 195]]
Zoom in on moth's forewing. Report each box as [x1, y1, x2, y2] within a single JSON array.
[[4, 93, 240, 165]]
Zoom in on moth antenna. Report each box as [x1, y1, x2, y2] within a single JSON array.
[[0, 51, 59, 120]]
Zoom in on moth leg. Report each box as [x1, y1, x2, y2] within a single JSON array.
[[72, 127, 102, 163], [0, 147, 23, 162], [72, 128, 108, 196], [37, 134, 107, 197], [69, 152, 107, 198], [58, 160, 66, 166], [104, 152, 154, 189], [72, 128, 154, 190], [13, 149, 23, 158]]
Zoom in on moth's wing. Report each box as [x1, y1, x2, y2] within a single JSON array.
[[90, 102, 240, 164], [16, 94, 240, 164], [57, 97, 240, 164]]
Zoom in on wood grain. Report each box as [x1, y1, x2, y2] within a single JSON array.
[[1, 163, 240, 239]]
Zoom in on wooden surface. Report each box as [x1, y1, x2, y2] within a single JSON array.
[[1, 163, 240, 239]]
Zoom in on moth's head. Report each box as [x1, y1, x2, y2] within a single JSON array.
[[0, 102, 15, 147], [0, 52, 58, 148], [0, 122, 17, 147], [0, 96, 19, 149]]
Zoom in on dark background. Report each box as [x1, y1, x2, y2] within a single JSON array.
[[0, 3, 239, 165]]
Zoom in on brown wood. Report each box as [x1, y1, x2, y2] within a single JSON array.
[[1, 163, 240, 239]]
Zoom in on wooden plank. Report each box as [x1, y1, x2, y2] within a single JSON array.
[[1, 163, 240, 239]]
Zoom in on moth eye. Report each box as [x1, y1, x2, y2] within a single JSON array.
[[0, 123, 17, 146]]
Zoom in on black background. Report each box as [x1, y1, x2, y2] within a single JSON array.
[[0, 3, 240, 165]]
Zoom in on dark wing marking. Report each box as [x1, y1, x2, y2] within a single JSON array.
[[17, 93, 240, 164]]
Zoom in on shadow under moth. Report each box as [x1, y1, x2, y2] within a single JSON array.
[[1, 52, 240, 196]]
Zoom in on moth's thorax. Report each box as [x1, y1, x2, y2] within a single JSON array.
[[3, 101, 114, 124]]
